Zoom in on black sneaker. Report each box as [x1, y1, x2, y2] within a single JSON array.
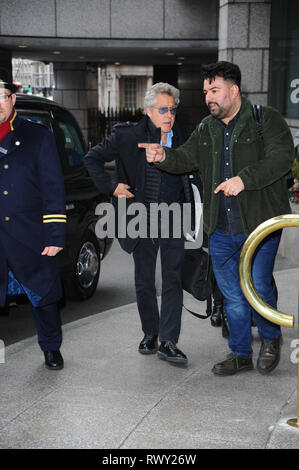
[[158, 341, 188, 365]]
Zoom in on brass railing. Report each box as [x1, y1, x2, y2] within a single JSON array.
[[239, 214, 299, 428]]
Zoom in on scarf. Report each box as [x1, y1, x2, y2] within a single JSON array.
[[0, 110, 16, 142]]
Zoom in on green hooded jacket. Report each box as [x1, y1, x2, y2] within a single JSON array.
[[157, 97, 295, 236]]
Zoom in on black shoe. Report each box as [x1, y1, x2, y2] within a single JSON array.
[[138, 334, 158, 355], [210, 303, 223, 327], [212, 352, 253, 376], [257, 336, 281, 375], [44, 350, 64, 370], [158, 341, 188, 365], [222, 308, 229, 339]]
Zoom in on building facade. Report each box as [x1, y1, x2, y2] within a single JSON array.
[[98, 65, 153, 110], [218, 0, 299, 142], [12, 59, 54, 96], [0, 0, 298, 142]]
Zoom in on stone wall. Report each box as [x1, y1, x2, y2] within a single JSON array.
[[218, 0, 271, 105], [0, 0, 218, 40], [278, 203, 299, 265], [53, 63, 98, 145]]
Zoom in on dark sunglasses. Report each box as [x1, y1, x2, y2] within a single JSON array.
[[154, 106, 177, 115]]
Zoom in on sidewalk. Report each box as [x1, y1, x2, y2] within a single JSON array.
[[0, 267, 298, 449]]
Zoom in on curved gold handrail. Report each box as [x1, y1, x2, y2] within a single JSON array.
[[239, 214, 299, 329], [239, 214, 299, 428]]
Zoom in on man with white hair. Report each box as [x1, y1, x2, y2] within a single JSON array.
[[85, 83, 193, 365]]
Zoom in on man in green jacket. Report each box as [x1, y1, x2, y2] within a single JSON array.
[[139, 61, 294, 376]]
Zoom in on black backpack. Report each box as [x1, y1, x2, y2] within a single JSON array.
[[252, 105, 294, 188]]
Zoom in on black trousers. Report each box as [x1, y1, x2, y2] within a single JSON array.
[[132, 237, 185, 344], [31, 302, 62, 352]]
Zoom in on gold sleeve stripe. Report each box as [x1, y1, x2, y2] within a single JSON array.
[[43, 214, 67, 219], [43, 219, 67, 223], [10, 111, 17, 131]]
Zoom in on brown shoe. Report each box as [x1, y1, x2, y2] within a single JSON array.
[[212, 353, 253, 376], [257, 336, 281, 375]]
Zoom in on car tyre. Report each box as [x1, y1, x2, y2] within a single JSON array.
[[64, 230, 101, 301]]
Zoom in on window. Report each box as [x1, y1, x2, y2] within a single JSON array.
[[269, 0, 299, 118], [124, 77, 137, 109], [18, 111, 51, 129], [54, 111, 85, 172]]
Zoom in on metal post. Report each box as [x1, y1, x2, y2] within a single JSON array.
[[287, 292, 299, 428]]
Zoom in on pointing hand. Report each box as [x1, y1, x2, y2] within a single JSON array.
[[214, 176, 245, 197], [138, 143, 166, 163]]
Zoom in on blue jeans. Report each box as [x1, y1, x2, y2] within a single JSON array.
[[210, 229, 281, 358]]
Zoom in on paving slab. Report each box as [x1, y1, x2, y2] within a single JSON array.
[[0, 268, 298, 449]]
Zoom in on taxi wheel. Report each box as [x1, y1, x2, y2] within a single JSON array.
[[64, 231, 101, 300]]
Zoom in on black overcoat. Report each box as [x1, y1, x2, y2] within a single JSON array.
[[84, 115, 195, 253], [0, 114, 66, 306]]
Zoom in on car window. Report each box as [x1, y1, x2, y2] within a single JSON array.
[[18, 112, 52, 129], [54, 113, 85, 170]]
